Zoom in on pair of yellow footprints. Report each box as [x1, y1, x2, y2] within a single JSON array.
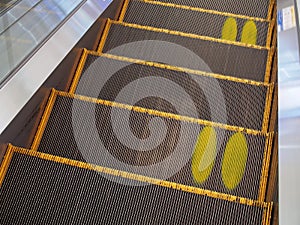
[[192, 127, 248, 190], [222, 17, 257, 45]]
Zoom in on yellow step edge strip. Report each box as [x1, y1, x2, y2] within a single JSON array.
[[266, 19, 276, 48], [31, 90, 57, 151], [258, 133, 274, 202], [109, 20, 270, 50], [55, 89, 271, 136], [262, 201, 274, 225], [75, 49, 272, 87], [262, 83, 275, 133], [142, 0, 272, 22], [69, 49, 89, 94], [0, 144, 14, 187], [97, 19, 112, 53], [120, 0, 274, 48], [69, 50, 274, 133], [30, 89, 275, 202], [9, 145, 272, 211], [97, 19, 275, 83], [98, 51, 272, 86], [31, 89, 273, 152], [118, 0, 129, 21], [267, 0, 276, 21], [264, 46, 276, 83]]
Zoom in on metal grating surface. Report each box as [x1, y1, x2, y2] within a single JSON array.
[[151, 0, 274, 19], [0, 147, 272, 225], [31, 91, 273, 200], [71, 52, 273, 131], [121, 0, 273, 47], [99, 21, 273, 82]]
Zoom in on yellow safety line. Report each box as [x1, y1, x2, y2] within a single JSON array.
[[268, 86, 278, 132], [85, 49, 271, 86], [11, 145, 272, 208], [266, 19, 275, 48], [270, 50, 278, 83], [97, 19, 112, 53], [56, 89, 270, 136], [0, 144, 14, 187], [113, 20, 270, 50], [262, 83, 275, 132], [30, 89, 58, 151], [118, 0, 130, 22], [264, 202, 274, 225], [69, 49, 88, 94], [258, 133, 274, 202], [267, 0, 276, 21], [101, 52, 271, 86], [68, 50, 273, 133], [264, 46, 276, 83], [143, 0, 271, 22]]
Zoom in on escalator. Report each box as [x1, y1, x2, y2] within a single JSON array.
[[0, 0, 278, 224]]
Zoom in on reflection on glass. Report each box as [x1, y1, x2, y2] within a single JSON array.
[[0, 0, 84, 85]]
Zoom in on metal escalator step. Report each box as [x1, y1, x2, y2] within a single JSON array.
[[0, 146, 273, 225], [98, 20, 274, 82], [31, 90, 274, 200], [120, 0, 274, 47], [148, 0, 275, 19], [70, 50, 273, 131]]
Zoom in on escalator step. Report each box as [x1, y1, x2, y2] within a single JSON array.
[[0, 146, 273, 225], [70, 50, 273, 131], [147, 0, 275, 19], [98, 20, 274, 82], [120, 0, 274, 47], [31, 90, 274, 200]]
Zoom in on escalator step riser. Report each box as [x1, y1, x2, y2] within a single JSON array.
[[99, 21, 274, 82], [32, 91, 273, 200], [121, 0, 273, 47], [71, 52, 273, 131], [148, 0, 274, 19], [0, 147, 272, 225]]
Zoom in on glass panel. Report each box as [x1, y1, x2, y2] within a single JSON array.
[[0, 0, 84, 85]]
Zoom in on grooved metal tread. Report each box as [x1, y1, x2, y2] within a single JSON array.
[[0, 146, 273, 225], [98, 20, 274, 82], [71, 50, 274, 131], [30, 90, 273, 200], [120, 0, 274, 47]]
